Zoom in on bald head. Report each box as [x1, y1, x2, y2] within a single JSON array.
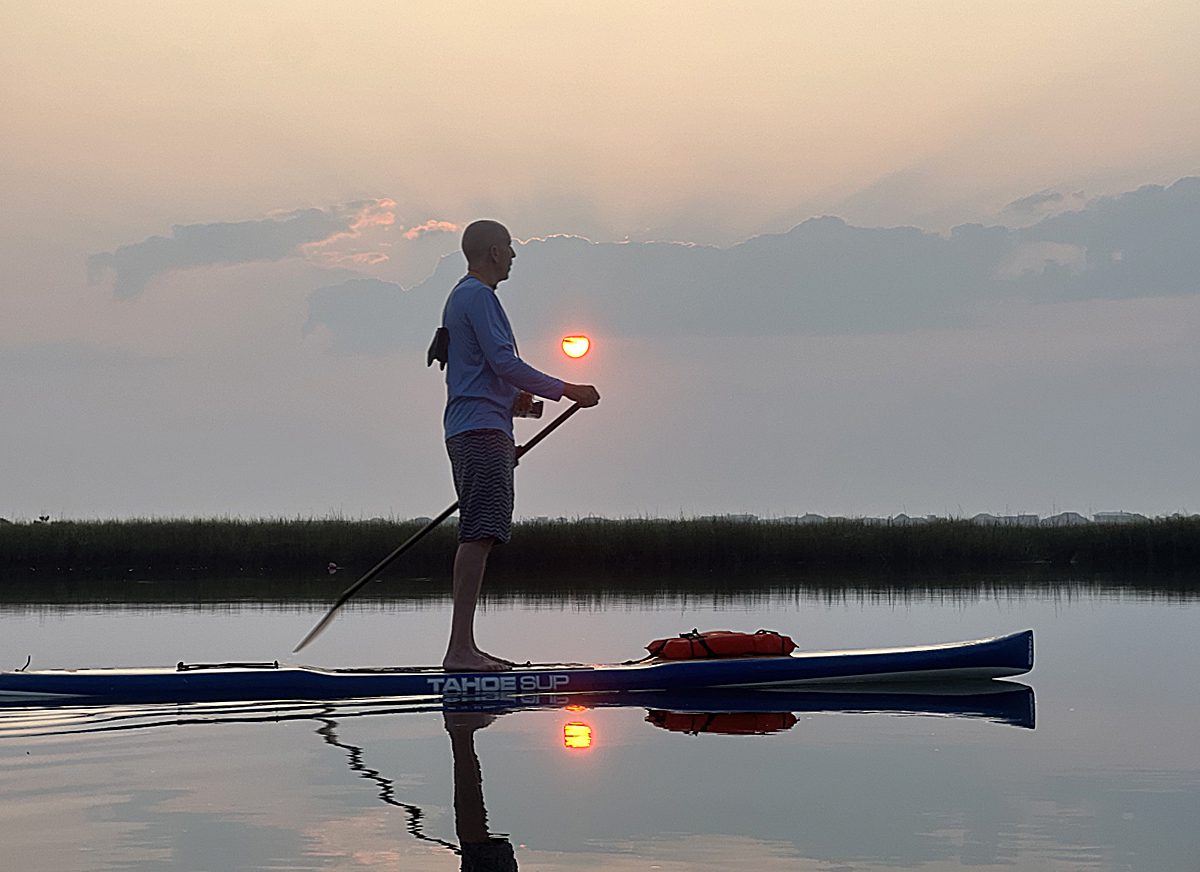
[[462, 220, 510, 263], [461, 220, 516, 287]]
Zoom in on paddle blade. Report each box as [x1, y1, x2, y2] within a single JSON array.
[[293, 607, 339, 654]]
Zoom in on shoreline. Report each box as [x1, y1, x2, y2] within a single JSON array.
[[3, 516, 1199, 580]]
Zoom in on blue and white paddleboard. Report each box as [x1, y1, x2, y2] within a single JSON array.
[[0, 629, 1033, 705]]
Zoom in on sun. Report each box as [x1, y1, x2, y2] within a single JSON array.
[[561, 335, 591, 358]]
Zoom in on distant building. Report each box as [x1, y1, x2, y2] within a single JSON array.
[[1042, 512, 1090, 527], [1093, 511, 1148, 524], [971, 513, 1039, 526], [779, 514, 827, 525]]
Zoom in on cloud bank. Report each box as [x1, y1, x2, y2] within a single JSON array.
[[89, 200, 396, 297], [304, 177, 1200, 353]]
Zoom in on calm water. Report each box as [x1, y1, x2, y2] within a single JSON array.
[[1, 582, 1198, 871]]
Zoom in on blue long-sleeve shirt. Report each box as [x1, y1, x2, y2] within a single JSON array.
[[442, 275, 565, 440]]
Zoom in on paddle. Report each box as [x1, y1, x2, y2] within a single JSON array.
[[292, 402, 584, 654]]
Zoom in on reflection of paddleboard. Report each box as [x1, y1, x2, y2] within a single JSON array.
[[0, 683, 1036, 742], [441, 683, 1035, 730], [632, 683, 1036, 731], [0, 629, 1033, 705]]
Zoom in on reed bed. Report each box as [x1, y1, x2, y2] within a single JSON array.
[[3, 516, 1200, 583]]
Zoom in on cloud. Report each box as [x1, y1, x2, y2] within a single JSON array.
[[304, 277, 422, 354], [1012, 177, 1200, 299], [1003, 188, 1088, 220], [89, 200, 395, 297], [300, 199, 396, 266], [331, 252, 390, 266], [1005, 189, 1064, 212], [303, 177, 1200, 353], [402, 219, 459, 241], [995, 242, 1087, 279]]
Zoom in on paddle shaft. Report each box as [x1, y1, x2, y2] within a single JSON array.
[[292, 402, 583, 653]]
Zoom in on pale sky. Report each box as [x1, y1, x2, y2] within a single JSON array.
[[2, 2, 1198, 520]]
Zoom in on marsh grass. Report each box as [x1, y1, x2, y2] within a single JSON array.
[[3, 516, 1200, 586]]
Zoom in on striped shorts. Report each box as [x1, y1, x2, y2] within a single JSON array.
[[446, 429, 516, 544]]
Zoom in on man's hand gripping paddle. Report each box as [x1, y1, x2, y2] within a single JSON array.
[[292, 402, 583, 654]]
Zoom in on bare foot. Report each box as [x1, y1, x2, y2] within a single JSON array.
[[476, 650, 519, 667], [442, 652, 509, 672]]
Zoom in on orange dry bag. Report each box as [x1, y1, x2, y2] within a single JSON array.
[[645, 629, 797, 660]]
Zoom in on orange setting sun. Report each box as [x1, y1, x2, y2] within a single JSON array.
[[561, 335, 591, 358]]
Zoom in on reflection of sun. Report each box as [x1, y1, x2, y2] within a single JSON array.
[[563, 721, 593, 750], [561, 335, 591, 358]]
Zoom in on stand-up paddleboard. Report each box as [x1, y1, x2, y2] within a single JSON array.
[[0, 629, 1032, 705]]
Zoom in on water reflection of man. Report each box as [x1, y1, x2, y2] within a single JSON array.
[[445, 711, 518, 872]]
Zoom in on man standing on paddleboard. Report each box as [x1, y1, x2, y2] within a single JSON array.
[[439, 220, 600, 672]]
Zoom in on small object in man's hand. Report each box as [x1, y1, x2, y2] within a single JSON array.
[[513, 392, 544, 418]]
